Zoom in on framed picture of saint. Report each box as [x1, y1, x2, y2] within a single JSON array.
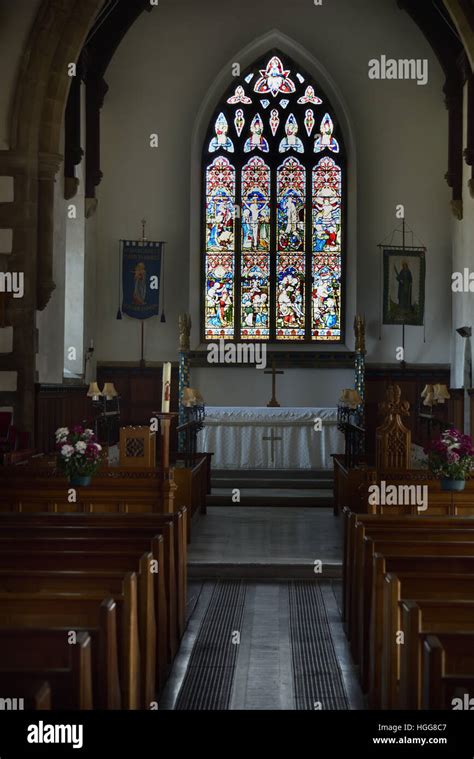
[[382, 246, 425, 326]]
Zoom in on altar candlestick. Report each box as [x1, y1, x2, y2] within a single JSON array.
[[162, 362, 172, 413]]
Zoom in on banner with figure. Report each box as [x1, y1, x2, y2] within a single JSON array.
[[121, 240, 162, 320], [383, 246, 425, 326]]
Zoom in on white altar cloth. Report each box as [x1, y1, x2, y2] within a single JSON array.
[[198, 407, 343, 470]]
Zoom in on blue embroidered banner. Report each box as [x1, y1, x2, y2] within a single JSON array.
[[121, 241, 162, 320]]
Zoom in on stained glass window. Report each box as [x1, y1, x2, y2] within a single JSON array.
[[312, 157, 342, 339], [241, 157, 271, 339], [203, 51, 345, 343], [277, 157, 306, 340], [205, 157, 236, 338]]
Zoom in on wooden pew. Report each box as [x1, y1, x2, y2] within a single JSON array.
[[342, 498, 474, 625], [423, 633, 474, 709], [0, 630, 92, 710], [400, 599, 474, 709], [0, 679, 52, 710], [0, 544, 157, 708], [0, 464, 177, 514], [0, 596, 120, 709], [173, 453, 209, 538], [0, 529, 173, 669], [367, 555, 474, 707], [342, 510, 474, 661], [0, 542, 141, 709], [0, 509, 188, 644], [350, 530, 474, 689], [342, 508, 474, 628], [353, 528, 474, 673], [0, 567, 151, 708], [367, 542, 474, 705], [381, 573, 474, 709]]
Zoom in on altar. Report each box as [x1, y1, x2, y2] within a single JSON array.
[[198, 407, 343, 470]]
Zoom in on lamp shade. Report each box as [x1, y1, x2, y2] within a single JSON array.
[[421, 384, 433, 399], [183, 388, 196, 407], [87, 382, 102, 398], [346, 389, 362, 408], [102, 382, 118, 399], [339, 389, 361, 409], [339, 389, 351, 404], [433, 384, 450, 403], [194, 389, 204, 404]]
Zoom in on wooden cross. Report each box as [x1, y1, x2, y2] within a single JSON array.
[[265, 356, 284, 408], [262, 428, 282, 464]]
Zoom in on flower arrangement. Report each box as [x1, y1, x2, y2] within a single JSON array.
[[56, 426, 103, 480], [424, 428, 474, 481]]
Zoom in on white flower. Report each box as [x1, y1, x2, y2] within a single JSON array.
[[55, 427, 69, 441], [94, 443, 102, 452], [75, 441, 87, 453], [83, 429, 94, 439], [60, 444, 75, 460]]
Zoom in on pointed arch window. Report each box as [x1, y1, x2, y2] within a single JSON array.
[[202, 51, 345, 343]]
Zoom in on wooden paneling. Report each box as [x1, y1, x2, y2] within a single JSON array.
[[35, 368, 180, 457], [35, 385, 92, 453], [97, 365, 179, 426], [365, 367, 463, 460], [97, 366, 179, 454]]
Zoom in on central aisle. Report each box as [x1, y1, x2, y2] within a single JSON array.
[[161, 580, 364, 711], [159, 506, 364, 710]]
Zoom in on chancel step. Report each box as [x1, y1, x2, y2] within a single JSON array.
[[211, 476, 333, 490], [209, 469, 334, 507], [207, 488, 333, 507], [212, 469, 333, 485], [188, 562, 342, 580]]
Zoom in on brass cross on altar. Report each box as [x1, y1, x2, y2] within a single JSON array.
[[262, 428, 282, 464], [265, 357, 284, 408]]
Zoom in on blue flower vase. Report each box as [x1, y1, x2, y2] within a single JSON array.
[[69, 475, 92, 488], [440, 478, 465, 492]]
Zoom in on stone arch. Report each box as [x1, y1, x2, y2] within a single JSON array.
[[0, 0, 101, 433], [11, 0, 102, 154], [444, 0, 474, 70]]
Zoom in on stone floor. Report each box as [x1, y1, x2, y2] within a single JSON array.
[[188, 506, 343, 566], [159, 506, 364, 710]]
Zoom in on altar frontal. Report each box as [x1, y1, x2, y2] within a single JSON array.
[[199, 407, 343, 470]]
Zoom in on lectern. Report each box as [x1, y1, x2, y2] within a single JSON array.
[[119, 426, 156, 468]]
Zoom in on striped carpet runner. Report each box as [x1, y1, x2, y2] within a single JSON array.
[[175, 581, 348, 710]]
